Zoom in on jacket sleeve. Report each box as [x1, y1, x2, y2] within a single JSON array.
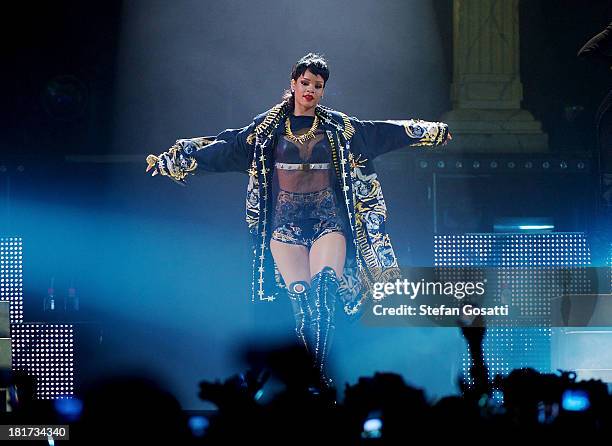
[[146, 121, 255, 183], [350, 118, 449, 160]]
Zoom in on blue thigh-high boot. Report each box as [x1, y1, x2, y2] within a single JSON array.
[[305, 266, 338, 390]]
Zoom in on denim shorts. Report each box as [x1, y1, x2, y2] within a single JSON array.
[[271, 187, 345, 248]]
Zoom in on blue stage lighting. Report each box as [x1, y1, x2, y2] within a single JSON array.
[[362, 412, 383, 439], [54, 397, 83, 422], [562, 389, 590, 412], [493, 218, 554, 233], [434, 232, 591, 386], [0, 238, 24, 323], [3, 239, 76, 399], [12, 324, 75, 399], [188, 415, 209, 437]]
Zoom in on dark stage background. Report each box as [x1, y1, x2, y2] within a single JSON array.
[[1, 0, 611, 408]]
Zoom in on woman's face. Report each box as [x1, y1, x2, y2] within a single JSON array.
[[291, 69, 325, 112]]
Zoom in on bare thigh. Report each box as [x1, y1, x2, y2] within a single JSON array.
[[270, 239, 310, 286], [309, 232, 346, 279]]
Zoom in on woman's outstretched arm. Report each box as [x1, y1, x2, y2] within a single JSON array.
[[146, 121, 256, 183], [350, 117, 451, 160]]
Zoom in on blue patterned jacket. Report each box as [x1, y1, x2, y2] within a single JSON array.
[[149, 101, 449, 315]]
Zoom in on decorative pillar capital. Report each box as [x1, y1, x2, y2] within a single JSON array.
[[443, 0, 548, 152]]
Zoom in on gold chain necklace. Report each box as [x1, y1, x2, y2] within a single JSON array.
[[284, 115, 320, 145]]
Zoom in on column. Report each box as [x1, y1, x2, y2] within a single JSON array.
[[442, 0, 548, 152]]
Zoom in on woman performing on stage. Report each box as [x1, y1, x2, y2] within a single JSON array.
[[146, 53, 451, 393]]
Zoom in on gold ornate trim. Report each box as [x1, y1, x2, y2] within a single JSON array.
[[339, 112, 355, 141], [401, 120, 448, 147], [246, 102, 287, 145], [146, 144, 197, 182], [316, 105, 355, 142]]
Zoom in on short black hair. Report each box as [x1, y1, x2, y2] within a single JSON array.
[[291, 52, 330, 84]]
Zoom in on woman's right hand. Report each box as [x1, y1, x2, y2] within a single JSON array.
[[145, 143, 195, 185], [146, 148, 176, 177]]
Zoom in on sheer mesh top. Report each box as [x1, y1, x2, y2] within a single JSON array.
[[271, 114, 350, 235], [273, 114, 333, 193]]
